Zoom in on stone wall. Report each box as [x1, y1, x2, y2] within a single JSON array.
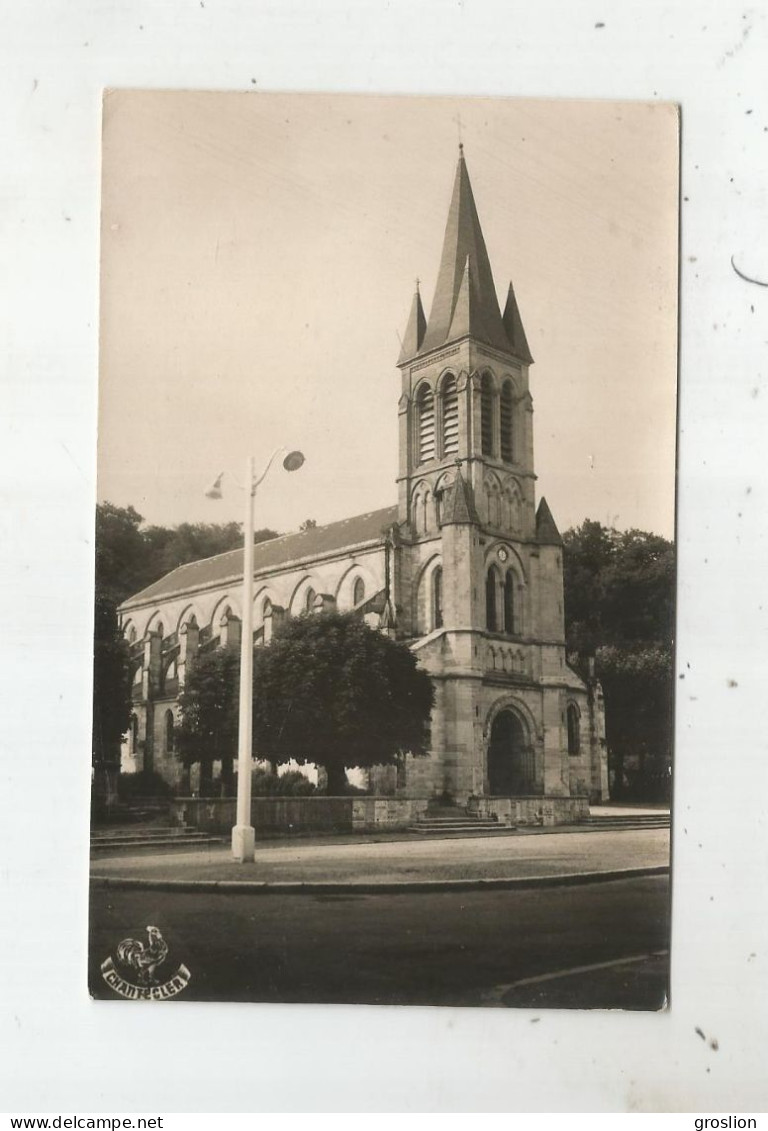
[[173, 795, 429, 834], [467, 794, 589, 827]]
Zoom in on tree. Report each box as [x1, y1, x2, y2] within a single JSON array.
[[92, 594, 133, 802], [95, 502, 148, 605], [561, 520, 615, 655], [142, 522, 277, 581], [175, 647, 240, 795], [251, 612, 434, 795], [562, 521, 675, 801], [92, 502, 280, 785], [595, 644, 673, 802], [95, 500, 280, 604], [92, 505, 146, 791], [563, 522, 674, 654]]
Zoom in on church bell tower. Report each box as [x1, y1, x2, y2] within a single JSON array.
[[394, 146, 590, 806], [397, 143, 538, 535]]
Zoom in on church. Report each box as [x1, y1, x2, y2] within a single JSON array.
[[119, 147, 608, 823]]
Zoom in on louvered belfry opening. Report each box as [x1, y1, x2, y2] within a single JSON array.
[[417, 384, 435, 463], [441, 374, 459, 457], [481, 373, 494, 456], [500, 380, 514, 463]]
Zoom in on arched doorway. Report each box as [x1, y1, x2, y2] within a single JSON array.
[[488, 709, 535, 795]]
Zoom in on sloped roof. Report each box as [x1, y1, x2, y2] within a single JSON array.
[[536, 497, 562, 546], [417, 148, 512, 357], [502, 280, 534, 365], [440, 466, 479, 525], [398, 284, 426, 364], [122, 505, 399, 609]]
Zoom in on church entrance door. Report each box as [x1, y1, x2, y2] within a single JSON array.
[[488, 709, 535, 795]]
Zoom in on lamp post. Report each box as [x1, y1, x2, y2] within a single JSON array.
[[207, 447, 305, 862]]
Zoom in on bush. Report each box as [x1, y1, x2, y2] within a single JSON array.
[[251, 768, 317, 796], [274, 770, 317, 796], [118, 769, 174, 800]]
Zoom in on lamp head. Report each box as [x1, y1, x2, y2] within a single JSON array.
[[282, 450, 305, 472], [205, 472, 224, 499]]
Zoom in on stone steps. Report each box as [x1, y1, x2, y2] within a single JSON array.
[[407, 825, 518, 837], [90, 827, 221, 851], [576, 816, 670, 830], [408, 810, 510, 836], [408, 810, 669, 837]]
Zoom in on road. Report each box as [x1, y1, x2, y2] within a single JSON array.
[[89, 873, 669, 1009], [91, 826, 669, 885]]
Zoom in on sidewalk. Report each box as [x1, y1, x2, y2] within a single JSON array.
[[90, 825, 670, 893]]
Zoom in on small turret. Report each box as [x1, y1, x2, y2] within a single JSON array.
[[440, 465, 479, 526], [397, 281, 426, 365], [502, 280, 533, 364], [536, 497, 562, 545]]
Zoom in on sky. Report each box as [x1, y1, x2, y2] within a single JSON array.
[[98, 92, 679, 538]]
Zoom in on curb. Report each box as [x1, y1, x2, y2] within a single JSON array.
[[90, 864, 669, 895]]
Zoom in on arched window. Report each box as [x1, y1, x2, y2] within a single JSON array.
[[486, 566, 499, 632], [156, 621, 164, 638], [413, 487, 431, 535], [165, 709, 175, 754], [417, 384, 435, 464], [421, 489, 432, 534], [490, 484, 501, 526], [503, 571, 515, 634], [500, 380, 515, 463], [567, 704, 581, 756], [441, 375, 459, 457], [305, 587, 316, 613], [127, 625, 137, 644], [353, 577, 366, 606], [432, 566, 443, 629], [481, 373, 494, 457], [504, 487, 521, 531]]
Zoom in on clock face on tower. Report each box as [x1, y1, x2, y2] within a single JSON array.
[[497, 547, 508, 562]]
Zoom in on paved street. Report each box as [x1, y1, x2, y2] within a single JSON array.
[[89, 873, 669, 1008], [91, 826, 669, 887]]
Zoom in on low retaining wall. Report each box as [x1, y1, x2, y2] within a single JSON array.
[[172, 795, 430, 835], [467, 795, 590, 827]]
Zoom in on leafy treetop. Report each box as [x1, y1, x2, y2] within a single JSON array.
[[252, 611, 434, 794]]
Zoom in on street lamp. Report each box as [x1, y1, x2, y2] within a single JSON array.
[[206, 447, 305, 862]]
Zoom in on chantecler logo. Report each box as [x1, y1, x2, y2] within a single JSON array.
[[100, 925, 191, 1001]]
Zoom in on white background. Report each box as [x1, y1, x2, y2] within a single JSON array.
[[1, 0, 767, 1114]]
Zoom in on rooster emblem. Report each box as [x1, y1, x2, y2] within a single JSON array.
[[116, 925, 169, 986]]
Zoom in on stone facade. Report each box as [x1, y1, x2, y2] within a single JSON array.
[[119, 149, 608, 812]]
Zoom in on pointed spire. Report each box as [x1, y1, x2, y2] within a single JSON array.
[[397, 280, 426, 364], [502, 281, 533, 364], [440, 464, 479, 526], [536, 497, 562, 545], [446, 255, 472, 341], [418, 148, 511, 356]]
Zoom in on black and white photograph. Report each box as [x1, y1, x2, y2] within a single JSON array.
[[89, 92, 677, 1010], [4, 0, 768, 1116]]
